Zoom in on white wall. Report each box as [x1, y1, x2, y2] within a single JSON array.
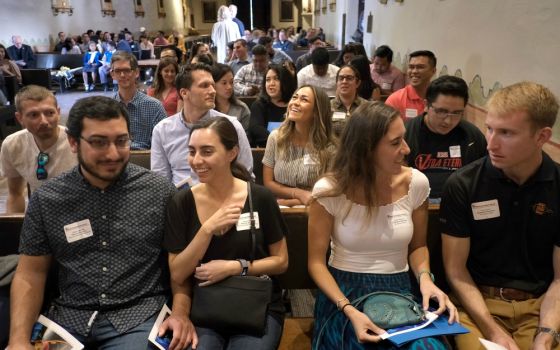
[[316, 0, 560, 140], [0, 0, 184, 51]]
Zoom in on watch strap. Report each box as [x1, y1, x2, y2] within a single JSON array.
[[237, 259, 249, 276]]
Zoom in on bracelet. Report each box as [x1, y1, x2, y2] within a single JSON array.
[[341, 303, 352, 313], [535, 327, 560, 347], [417, 269, 435, 283], [335, 297, 349, 310]]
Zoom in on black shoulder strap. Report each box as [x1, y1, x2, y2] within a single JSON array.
[[247, 181, 257, 262]]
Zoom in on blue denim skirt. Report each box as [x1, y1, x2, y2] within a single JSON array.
[[312, 267, 449, 350]]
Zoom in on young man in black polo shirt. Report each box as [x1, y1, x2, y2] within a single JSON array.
[[441, 82, 560, 350], [404, 75, 486, 200]]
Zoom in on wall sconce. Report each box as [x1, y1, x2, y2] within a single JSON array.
[[379, 0, 388, 4], [101, 0, 116, 17], [51, 0, 73, 15]]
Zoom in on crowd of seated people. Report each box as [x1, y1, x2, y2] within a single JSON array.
[[3, 25, 559, 350]]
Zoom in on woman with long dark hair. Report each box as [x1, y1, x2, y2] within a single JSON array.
[[211, 64, 250, 132], [164, 117, 288, 349], [309, 101, 457, 349], [248, 63, 297, 147], [147, 57, 182, 116]]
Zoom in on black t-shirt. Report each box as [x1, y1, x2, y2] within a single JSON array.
[[407, 118, 465, 198], [249, 99, 287, 147], [163, 183, 287, 320], [440, 155, 560, 294]]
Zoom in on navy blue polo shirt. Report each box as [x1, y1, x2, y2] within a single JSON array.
[[440, 154, 560, 294]]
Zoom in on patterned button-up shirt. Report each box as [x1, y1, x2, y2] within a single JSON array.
[[233, 63, 265, 96], [19, 164, 177, 335], [114, 90, 167, 150]]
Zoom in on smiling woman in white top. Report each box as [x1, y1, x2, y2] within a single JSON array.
[[308, 101, 457, 349]]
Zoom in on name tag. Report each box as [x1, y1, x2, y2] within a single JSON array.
[[388, 210, 410, 229], [236, 212, 260, 231], [332, 111, 346, 120], [304, 154, 317, 165], [449, 145, 461, 158], [64, 219, 94, 243], [471, 199, 500, 220], [381, 82, 392, 91], [405, 108, 418, 119]]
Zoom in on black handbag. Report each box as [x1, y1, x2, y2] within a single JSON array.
[[190, 182, 273, 335]]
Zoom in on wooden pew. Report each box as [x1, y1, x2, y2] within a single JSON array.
[[278, 207, 316, 290], [129, 150, 151, 170], [0, 214, 24, 257]]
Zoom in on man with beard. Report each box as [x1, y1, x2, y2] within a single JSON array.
[[111, 51, 166, 149], [386, 50, 436, 121], [0, 85, 76, 213], [151, 63, 252, 188], [8, 96, 197, 350]]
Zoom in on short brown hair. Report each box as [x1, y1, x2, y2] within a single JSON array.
[[110, 50, 138, 70], [487, 81, 558, 130], [15, 85, 57, 113]]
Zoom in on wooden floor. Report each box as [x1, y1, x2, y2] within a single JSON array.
[[278, 318, 314, 350]]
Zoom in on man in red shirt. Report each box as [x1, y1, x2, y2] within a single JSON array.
[[386, 50, 436, 121]]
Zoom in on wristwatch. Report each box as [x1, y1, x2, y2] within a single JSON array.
[[535, 327, 560, 347], [237, 259, 249, 276]]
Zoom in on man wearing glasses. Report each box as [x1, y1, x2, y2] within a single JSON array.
[[0, 85, 76, 213], [386, 50, 437, 121], [9, 96, 196, 350], [111, 51, 167, 150], [403, 75, 486, 199]]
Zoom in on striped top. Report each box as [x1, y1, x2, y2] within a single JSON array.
[[262, 129, 335, 190]]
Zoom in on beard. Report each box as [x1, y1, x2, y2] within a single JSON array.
[[77, 146, 129, 186]]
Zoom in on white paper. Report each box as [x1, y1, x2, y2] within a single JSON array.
[[31, 315, 85, 349], [148, 304, 172, 350], [380, 312, 438, 339], [479, 338, 508, 350], [405, 108, 418, 119], [303, 154, 317, 165], [63, 219, 93, 243], [449, 145, 461, 158], [471, 199, 500, 220], [332, 111, 346, 120], [236, 212, 260, 231]]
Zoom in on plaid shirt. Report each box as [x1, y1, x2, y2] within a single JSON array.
[[114, 90, 167, 150], [19, 164, 177, 335], [233, 63, 265, 96]]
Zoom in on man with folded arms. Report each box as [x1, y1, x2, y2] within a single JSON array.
[[9, 96, 194, 350], [441, 81, 560, 350], [0, 85, 76, 213]]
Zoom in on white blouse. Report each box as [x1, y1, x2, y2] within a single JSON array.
[[312, 168, 430, 274]]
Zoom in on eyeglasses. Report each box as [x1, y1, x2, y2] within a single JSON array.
[[36, 152, 49, 180], [80, 136, 132, 150], [111, 68, 135, 75], [337, 75, 357, 82], [430, 106, 464, 119]]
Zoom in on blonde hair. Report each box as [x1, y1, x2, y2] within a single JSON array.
[[276, 85, 336, 175], [487, 81, 558, 130]]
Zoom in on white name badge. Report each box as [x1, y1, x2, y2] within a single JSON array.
[[387, 210, 410, 229], [304, 154, 317, 165], [64, 219, 94, 243], [405, 108, 418, 119], [471, 199, 500, 220], [449, 145, 461, 158], [381, 82, 392, 91], [236, 212, 260, 231], [332, 111, 346, 120]]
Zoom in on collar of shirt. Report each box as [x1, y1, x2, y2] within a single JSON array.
[[405, 84, 422, 101], [484, 152, 556, 184]]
